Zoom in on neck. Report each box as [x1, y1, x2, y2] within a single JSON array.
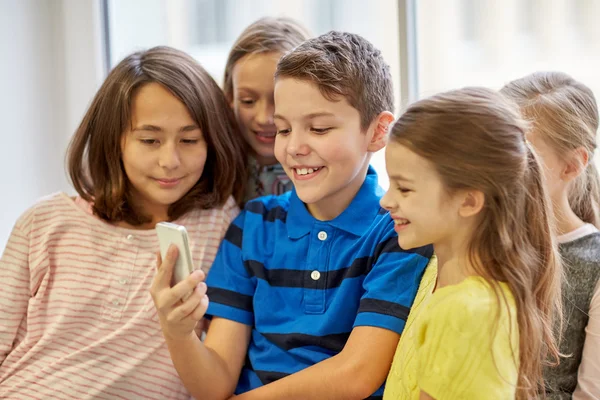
[[433, 227, 478, 290], [552, 193, 586, 236], [115, 199, 170, 230], [115, 214, 169, 230], [306, 163, 369, 221]]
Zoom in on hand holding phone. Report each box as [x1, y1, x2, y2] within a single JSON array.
[[155, 222, 195, 289]]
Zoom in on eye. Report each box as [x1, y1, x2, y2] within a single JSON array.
[[240, 98, 255, 106], [277, 128, 291, 136], [140, 139, 158, 145], [396, 185, 412, 194], [181, 139, 200, 144], [311, 127, 332, 134]]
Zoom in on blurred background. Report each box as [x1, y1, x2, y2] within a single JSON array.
[[2, 0, 599, 249]]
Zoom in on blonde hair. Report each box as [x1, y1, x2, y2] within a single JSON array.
[[390, 87, 562, 398], [223, 17, 310, 102], [501, 71, 600, 228]]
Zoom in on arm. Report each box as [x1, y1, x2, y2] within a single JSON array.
[[573, 279, 600, 399], [166, 317, 251, 400], [234, 326, 399, 400], [151, 211, 256, 399], [150, 247, 251, 400], [0, 225, 30, 365], [420, 391, 435, 400]]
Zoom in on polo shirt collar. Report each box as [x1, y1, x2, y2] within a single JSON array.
[[287, 166, 383, 238]]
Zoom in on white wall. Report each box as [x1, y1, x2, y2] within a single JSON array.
[[0, 0, 105, 251]]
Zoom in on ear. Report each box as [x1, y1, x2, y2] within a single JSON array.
[[367, 111, 395, 152], [458, 190, 485, 218], [561, 147, 588, 182]]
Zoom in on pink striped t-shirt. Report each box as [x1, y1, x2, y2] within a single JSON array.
[[0, 192, 239, 399]]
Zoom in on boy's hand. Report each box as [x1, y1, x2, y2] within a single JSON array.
[[150, 245, 209, 340]]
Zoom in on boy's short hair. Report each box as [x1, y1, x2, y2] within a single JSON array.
[[275, 31, 394, 129]]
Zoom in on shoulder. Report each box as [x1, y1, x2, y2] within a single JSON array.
[[13, 192, 76, 233], [222, 195, 240, 213], [239, 192, 292, 229], [560, 232, 600, 266], [425, 278, 515, 332]]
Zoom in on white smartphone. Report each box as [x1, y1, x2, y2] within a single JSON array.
[[155, 222, 195, 288]]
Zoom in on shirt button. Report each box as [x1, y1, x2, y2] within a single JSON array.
[[126, 234, 134, 241], [118, 279, 128, 285], [317, 231, 328, 241], [311, 270, 321, 280]]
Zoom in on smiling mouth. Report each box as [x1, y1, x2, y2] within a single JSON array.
[[254, 130, 276, 143], [154, 178, 183, 187], [294, 167, 323, 176]]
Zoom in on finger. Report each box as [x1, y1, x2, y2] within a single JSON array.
[[155, 251, 162, 270], [167, 284, 205, 322], [155, 245, 179, 289], [190, 295, 209, 321], [171, 269, 205, 301], [150, 250, 164, 295]]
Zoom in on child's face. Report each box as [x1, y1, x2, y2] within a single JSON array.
[[231, 52, 281, 165], [273, 78, 375, 220], [380, 141, 463, 250], [121, 82, 207, 220]]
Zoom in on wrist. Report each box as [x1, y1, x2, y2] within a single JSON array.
[[163, 328, 198, 344]]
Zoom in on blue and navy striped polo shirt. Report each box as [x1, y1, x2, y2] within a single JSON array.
[[205, 167, 433, 398]]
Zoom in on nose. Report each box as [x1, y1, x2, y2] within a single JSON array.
[[158, 142, 181, 170], [379, 188, 396, 211], [255, 99, 275, 126], [285, 130, 310, 157]]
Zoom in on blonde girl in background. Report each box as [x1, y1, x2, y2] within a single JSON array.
[[502, 71, 600, 399], [223, 17, 310, 201]]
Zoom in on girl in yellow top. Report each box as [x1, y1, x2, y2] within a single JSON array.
[[380, 87, 562, 399]]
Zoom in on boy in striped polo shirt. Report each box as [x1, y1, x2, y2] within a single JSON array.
[[151, 31, 433, 399]]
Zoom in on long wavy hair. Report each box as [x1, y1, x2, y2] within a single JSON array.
[[390, 87, 562, 398]]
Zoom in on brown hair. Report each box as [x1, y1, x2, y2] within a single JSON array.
[[390, 87, 562, 398], [223, 17, 310, 102], [68, 46, 247, 225], [275, 31, 394, 129], [501, 71, 600, 228]]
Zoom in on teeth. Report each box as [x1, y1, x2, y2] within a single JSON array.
[[295, 167, 320, 176]]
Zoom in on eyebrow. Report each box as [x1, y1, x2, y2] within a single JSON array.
[[389, 174, 414, 183], [273, 112, 337, 121], [236, 87, 259, 95], [133, 124, 200, 133]]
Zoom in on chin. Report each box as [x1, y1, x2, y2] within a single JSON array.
[[151, 193, 186, 207], [294, 187, 327, 205], [398, 237, 422, 251]]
